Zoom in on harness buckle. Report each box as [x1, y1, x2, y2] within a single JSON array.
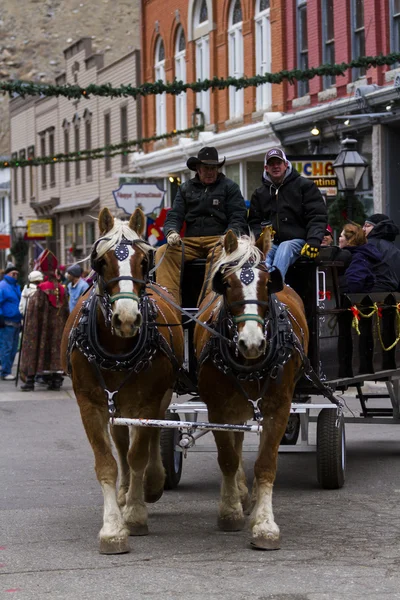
[[247, 397, 263, 422], [105, 389, 119, 418]]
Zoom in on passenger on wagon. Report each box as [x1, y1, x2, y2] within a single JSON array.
[[248, 148, 327, 279], [321, 224, 334, 246], [155, 146, 248, 303], [363, 213, 400, 290], [339, 223, 398, 293]]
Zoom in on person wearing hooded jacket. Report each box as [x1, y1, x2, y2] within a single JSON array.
[[248, 147, 328, 279], [0, 266, 22, 380], [363, 213, 400, 290], [339, 223, 398, 293], [19, 270, 44, 316]]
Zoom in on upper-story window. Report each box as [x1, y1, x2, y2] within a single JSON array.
[[62, 119, 70, 185], [255, 0, 271, 111], [72, 114, 81, 183], [390, 0, 400, 56], [40, 134, 46, 189], [175, 27, 187, 131], [83, 109, 92, 180], [120, 105, 128, 168], [228, 0, 244, 119], [322, 0, 335, 87], [297, 0, 309, 97], [154, 37, 167, 136], [198, 0, 208, 25], [49, 128, 56, 188], [351, 0, 365, 80], [19, 149, 26, 203]]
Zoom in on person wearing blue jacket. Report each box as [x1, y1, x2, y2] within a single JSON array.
[[338, 223, 398, 293], [0, 266, 22, 380]]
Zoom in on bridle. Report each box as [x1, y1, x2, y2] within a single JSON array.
[[91, 236, 154, 318]]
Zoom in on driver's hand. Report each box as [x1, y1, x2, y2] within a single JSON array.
[[167, 231, 182, 246], [301, 243, 319, 259]]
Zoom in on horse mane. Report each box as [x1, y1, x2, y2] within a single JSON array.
[[93, 218, 153, 260], [212, 234, 263, 277]]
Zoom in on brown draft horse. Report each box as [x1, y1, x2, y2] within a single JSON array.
[[61, 207, 183, 554], [194, 230, 309, 550]]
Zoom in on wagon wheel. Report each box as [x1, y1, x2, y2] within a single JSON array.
[[161, 411, 183, 490], [280, 413, 300, 445], [316, 408, 346, 489]]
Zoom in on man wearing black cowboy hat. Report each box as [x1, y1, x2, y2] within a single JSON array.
[[155, 146, 247, 303]]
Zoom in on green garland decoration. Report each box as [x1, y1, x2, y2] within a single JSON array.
[[2, 52, 400, 100], [1, 125, 203, 169], [328, 193, 367, 231]]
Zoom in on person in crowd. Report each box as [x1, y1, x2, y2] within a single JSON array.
[[321, 224, 334, 247], [363, 213, 400, 290], [5, 254, 15, 270], [0, 267, 22, 381], [66, 263, 89, 312], [19, 250, 69, 392], [19, 270, 44, 316], [248, 147, 328, 279], [338, 223, 398, 293], [155, 146, 248, 303]]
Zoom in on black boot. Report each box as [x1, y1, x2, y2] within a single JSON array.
[[47, 374, 63, 391], [21, 376, 35, 391]]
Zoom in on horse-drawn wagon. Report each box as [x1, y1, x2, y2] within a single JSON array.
[[62, 208, 400, 553]]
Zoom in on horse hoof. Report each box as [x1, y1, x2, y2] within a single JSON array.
[[128, 523, 149, 536], [144, 488, 164, 504], [99, 537, 130, 554], [217, 515, 246, 532], [250, 535, 281, 550]]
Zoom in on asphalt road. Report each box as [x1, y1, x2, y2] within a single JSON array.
[[1, 377, 400, 600]]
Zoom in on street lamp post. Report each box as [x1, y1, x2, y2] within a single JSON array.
[[332, 138, 368, 221], [11, 214, 28, 282]]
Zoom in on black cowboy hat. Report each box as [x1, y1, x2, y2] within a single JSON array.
[[186, 146, 226, 171]]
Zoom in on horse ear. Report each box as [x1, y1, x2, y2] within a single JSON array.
[[129, 208, 146, 237], [212, 269, 227, 296], [256, 226, 272, 257], [267, 267, 284, 294], [98, 208, 114, 235], [224, 230, 238, 254]]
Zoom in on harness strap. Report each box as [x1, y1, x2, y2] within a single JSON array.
[[109, 292, 140, 303], [233, 314, 265, 325]]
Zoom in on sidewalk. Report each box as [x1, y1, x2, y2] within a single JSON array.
[[0, 373, 75, 402]]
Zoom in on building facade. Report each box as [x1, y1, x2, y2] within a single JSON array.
[[135, 0, 400, 226], [10, 38, 141, 266]]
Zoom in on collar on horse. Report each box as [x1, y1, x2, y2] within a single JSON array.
[[67, 286, 178, 417], [198, 293, 297, 420]]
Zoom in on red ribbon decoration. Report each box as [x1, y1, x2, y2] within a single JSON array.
[[377, 306, 383, 318], [319, 290, 332, 300], [351, 306, 360, 320]]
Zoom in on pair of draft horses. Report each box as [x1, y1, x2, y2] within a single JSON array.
[[61, 207, 308, 554]]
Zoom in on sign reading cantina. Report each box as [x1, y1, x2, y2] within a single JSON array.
[[289, 155, 338, 198]]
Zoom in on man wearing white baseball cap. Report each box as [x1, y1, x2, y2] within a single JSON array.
[[248, 147, 327, 278]]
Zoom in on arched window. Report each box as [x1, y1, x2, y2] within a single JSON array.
[[228, 0, 244, 119], [175, 27, 187, 131], [193, 0, 210, 124], [255, 0, 271, 111], [154, 38, 166, 135]]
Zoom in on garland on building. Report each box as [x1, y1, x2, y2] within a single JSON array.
[[0, 125, 204, 168], [2, 52, 400, 100]]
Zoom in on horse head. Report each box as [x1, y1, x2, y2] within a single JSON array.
[[211, 229, 283, 360], [91, 207, 152, 338]]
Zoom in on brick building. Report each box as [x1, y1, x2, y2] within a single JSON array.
[[10, 38, 140, 266], [134, 0, 400, 223]]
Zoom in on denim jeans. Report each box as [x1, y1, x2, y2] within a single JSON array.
[[266, 239, 305, 279], [0, 325, 20, 376]]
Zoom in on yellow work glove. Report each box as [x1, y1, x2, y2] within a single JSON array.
[[167, 231, 182, 246], [301, 243, 319, 259]]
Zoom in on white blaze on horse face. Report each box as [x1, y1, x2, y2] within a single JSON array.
[[113, 245, 141, 336], [237, 268, 265, 359]]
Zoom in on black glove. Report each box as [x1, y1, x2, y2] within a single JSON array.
[[0, 315, 5, 328]]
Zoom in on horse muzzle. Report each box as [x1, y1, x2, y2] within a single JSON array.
[[238, 337, 267, 359], [112, 307, 143, 338]]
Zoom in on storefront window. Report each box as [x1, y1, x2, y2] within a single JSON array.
[[86, 222, 96, 247], [246, 161, 264, 201], [75, 222, 84, 246], [225, 163, 240, 188]]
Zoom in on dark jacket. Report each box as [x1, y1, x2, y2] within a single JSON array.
[[248, 164, 327, 247], [342, 244, 398, 294], [164, 173, 248, 238], [367, 219, 400, 290]]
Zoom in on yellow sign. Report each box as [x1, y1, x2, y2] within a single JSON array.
[[289, 156, 338, 198], [27, 219, 53, 237]]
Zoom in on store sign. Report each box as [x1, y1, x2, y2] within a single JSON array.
[[289, 155, 338, 198], [0, 234, 10, 249], [113, 183, 165, 216], [27, 219, 53, 237]]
